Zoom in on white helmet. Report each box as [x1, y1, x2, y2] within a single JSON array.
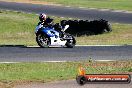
[[39, 13, 47, 21]]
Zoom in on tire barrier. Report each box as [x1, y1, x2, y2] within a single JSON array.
[[60, 19, 112, 36]]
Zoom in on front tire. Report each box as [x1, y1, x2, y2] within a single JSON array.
[[36, 33, 50, 48]]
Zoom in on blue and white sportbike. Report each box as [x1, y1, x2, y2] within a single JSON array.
[[35, 23, 76, 48]]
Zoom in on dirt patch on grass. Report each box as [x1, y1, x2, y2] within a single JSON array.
[[0, 81, 14, 88], [0, 80, 46, 88]]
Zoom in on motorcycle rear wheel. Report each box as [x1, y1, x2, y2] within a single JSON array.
[[36, 33, 50, 48], [65, 35, 76, 48]]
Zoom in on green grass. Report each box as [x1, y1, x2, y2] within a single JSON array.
[[0, 60, 131, 88], [0, 10, 37, 46], [0, 10, 65, 46], [33, 0, 132, 11], [0, 10, 132, 46], [77, 23, 132, 45], [0, 62, 77, 82], [0, 60, 131, 87], [0, 60, 131, 82]]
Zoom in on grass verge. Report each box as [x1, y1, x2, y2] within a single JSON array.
[[1, 0, 132, 11], [0, 60, 131, 87], [0, 10, 132, 46], [77, 23, 132, 45]]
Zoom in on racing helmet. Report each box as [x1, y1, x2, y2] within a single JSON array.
[[39, 13, 47, 21]]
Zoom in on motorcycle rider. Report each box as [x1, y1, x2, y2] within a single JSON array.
[[38, 13, 64, 38], [38, 13, 53, 27]]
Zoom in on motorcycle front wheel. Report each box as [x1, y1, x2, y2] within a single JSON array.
[[36, 33, 50, 48]]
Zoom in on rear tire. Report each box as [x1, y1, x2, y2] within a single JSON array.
[[65, 35, 76, 48], [36, 33, 50, 48]]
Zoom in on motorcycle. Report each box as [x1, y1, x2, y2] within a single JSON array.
[[35, 21, 76, 48]]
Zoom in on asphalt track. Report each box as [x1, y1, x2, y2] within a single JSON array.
[[0, 45, 132, 62], [15, 79, 132, 88], [0, 1, 132, 24], [0, 1, 131, 62]]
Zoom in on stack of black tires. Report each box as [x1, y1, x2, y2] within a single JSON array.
[[61, 19, 112, 36]]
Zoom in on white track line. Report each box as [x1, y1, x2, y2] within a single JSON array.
[[95, 60, 116, 62], [0, 61, 67, 63], [81, 7, 132, 13], [0, 60, 118, 64], [27, 45, 129, 47], [76, 45, 124, 46], [41, 61, 67, 63], [0, 62, 20, 64]]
